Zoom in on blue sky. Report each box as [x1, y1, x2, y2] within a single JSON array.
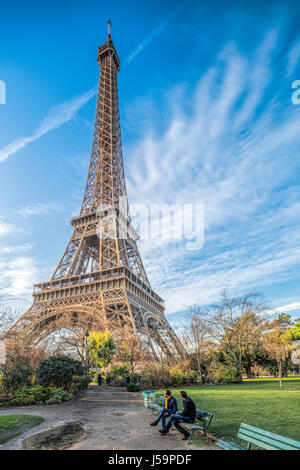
[[1, 0, 300, 326]]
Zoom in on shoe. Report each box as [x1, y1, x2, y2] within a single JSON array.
[[150, 422, 158, 426], [182, 433, 190, 441], [159, 429, 168, 434]]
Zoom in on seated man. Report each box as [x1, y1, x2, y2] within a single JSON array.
[[150, 390, 177, 432], [161, 390, 196, 440]]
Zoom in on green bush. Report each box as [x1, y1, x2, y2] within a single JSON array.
[[126, 383, 140, 392], [139, 364, 199, 389], [169, 367, 198, 385], [45, 388, 73, 405], [11, 384, 74, 406], [36, 355, 86, 390], [1, 363, 34, 396], [105, 363, 131, 387], [11, 385, 52, 405], [68, 375, 91, 396], [211, 363, 241, 384]]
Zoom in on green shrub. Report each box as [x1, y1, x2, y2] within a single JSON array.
[[11, 384, 74, 406], [126, 383, 140, 392], [169, 367, 198, 385], [104, 363, 131, 387], [36, 355, 86, 390], [1, 363, 34, 396], [140, 364, 171, 389], [68, 375, 91, 396], [11, 385, 52, 405], [139, 364, 199, 389], [109, 364, 130, 378], [211, 363, 241, 384], [45, 388, 73, 405]]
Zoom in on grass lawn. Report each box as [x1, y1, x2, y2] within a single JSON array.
[[156, 377, 300, 445], [0, 414, 44, 445]]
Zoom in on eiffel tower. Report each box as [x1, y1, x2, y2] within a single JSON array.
[[7, 23, 183, 359]]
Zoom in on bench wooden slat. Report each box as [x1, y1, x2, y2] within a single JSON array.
[[216, 441, 245, 450], [148, 396, 164, 412], [148, 404, 163, 411], [239, 423, 300, 450], [239, 432, 290, 450], [182, 423, 204, 431]]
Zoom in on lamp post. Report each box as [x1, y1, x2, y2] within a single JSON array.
[[84, 329, 90, 371]]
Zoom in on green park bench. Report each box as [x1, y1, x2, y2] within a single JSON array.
[[148, 395, 165, 412], [216, 423, 300, 450], [148, 397, 214, 444], [181, 409, 214, 444]]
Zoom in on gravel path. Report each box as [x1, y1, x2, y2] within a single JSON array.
[[0, 385, 215, 450]]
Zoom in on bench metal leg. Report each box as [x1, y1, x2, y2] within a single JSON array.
[[187, 429, 194, 445]]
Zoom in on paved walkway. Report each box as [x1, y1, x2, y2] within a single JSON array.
[[0, 385, 215, 450]]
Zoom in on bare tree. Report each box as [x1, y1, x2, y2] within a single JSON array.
[[182, 306, 211, 384], [199, 290, 268, 380], [0, 285, 15, 339], [0, 308, 15, 339], [115, 325, 147, 375], [49, 328, 88, 362]]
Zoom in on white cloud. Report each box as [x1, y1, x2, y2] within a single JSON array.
[[18, 202, 60, 218], [126, 32, 300, 314], [0, 87, 97, 163], [0, 220, 14, 236], [0, 256, 40, 297], [274, 302, 300, 313], [0, 217, 23, 237], [0, 243, 34, 254], [287, 41, 300, 76]]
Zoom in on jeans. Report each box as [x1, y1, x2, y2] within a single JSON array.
[[154, 408, 175, 430], [165, 413, 193, 435]]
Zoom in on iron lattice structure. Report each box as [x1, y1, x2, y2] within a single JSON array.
[[7, 29, 183, 359]]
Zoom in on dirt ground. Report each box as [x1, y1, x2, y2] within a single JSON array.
[[0, 385, 216, 450]]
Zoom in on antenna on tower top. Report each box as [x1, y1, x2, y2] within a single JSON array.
[[107, 19, 112, 38]]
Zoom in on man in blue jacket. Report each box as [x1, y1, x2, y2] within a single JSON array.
[[150, 390, 177, 433]]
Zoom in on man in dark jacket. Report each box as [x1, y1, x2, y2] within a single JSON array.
[[162, 391, 196, 440], [150, 390, 177, 432]]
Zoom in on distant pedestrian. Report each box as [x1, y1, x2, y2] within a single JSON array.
[[97, 373, 102, 387]]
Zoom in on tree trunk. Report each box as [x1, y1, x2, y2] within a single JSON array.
[[283, 355, 289, 378], [245, 364, 252, 379], [278, 360, 282, 389], [197, 354, 203, 385], [236, 362, 242, 382]]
